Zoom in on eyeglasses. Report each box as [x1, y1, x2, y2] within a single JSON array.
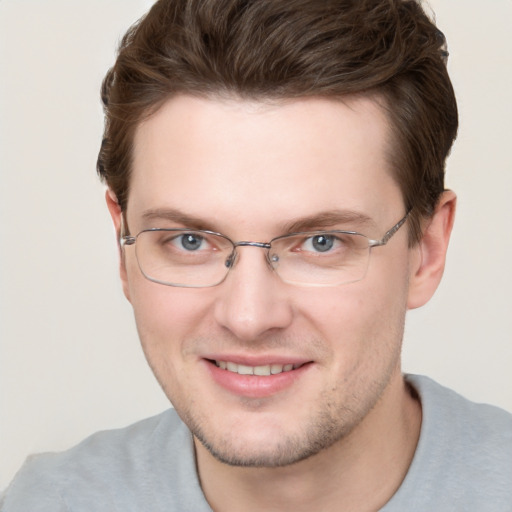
[[120, 211, 410, 288]]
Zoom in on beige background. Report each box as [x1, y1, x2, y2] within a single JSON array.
[[1, 0, 511, 491]]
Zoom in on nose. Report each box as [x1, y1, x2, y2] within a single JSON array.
[[213, 246, 294, 342]]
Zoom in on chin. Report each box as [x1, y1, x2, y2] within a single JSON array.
[[189, 406, 354, 468]]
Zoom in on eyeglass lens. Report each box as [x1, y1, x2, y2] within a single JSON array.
[[133, 229, 372, 288]]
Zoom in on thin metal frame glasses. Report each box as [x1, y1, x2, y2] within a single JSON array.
[[121, 211, 410, 288]]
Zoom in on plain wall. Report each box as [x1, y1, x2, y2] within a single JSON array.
[[1, 0, 511, 491]]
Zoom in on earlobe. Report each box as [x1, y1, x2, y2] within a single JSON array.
[[407, 190, 457, 310], [105, 189, 131, 302]]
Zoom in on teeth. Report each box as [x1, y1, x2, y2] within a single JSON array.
[[227, 361, 238, 372], [254, 365, 271, 376], [271, 364, 283, 375], [215, 361, 301, 376], [237, 364, 254, 375]]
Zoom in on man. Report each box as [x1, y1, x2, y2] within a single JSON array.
[[2, 0, 511, 510]]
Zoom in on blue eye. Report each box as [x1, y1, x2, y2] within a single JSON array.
[[180, 233, 204, 251], [310, 234, 335, 252], [299, 234, 337, 253]]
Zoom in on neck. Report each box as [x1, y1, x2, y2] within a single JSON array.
[[195, 373, 422, 512]]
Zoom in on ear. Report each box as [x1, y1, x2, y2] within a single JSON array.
[[407, 190, 456, 309], [105, 189, 131, 302]]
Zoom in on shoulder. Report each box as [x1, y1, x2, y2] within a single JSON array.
[[406, 373, 512, 442], [1, 409, 210, 512], [385, 375, 512, 511]]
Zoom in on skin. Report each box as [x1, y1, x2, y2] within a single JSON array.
[[107, 94, 456, 511]]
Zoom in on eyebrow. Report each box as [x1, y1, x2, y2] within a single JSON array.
[[141, 208, 217, 231], [282, 210, 376, 233], [140, 207, 377, 235]]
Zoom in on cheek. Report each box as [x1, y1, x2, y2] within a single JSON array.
[[131, 286, 207, 344], [296, 270, 409, 362], [125, 257, 210, 361], [127, 279, 212, 400], [126, 252, 199, 325]]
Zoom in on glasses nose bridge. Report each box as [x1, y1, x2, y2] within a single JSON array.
[[226, 240, 274, 270], [234, 240, 271, 250]]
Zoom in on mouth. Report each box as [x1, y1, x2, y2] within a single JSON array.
[[205, 357, 313, 398], [212, 360, 304, 376]]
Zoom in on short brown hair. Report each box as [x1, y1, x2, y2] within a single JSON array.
[[97, 0, 458, 243]]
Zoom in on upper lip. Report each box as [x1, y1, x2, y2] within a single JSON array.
[[203, 354, 312, 366]]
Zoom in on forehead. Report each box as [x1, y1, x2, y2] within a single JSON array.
[[128, 94, 402, 235]]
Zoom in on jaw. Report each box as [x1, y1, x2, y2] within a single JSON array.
[[193, 367, 421, 512]]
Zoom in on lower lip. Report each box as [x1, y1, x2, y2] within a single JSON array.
[[204, 360, 312, 398]]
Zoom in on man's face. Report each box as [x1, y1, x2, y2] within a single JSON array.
[[120, 95, 417, 467]]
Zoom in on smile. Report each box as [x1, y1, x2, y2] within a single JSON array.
[[214, 360, 303, 376]]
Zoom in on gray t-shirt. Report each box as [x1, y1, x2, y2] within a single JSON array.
[[2, 375, 511, 511]]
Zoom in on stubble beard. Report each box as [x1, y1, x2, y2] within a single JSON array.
[[191, 402, 352, 468], [182, 371, 395, 468], [144, 309, 406, 469]]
